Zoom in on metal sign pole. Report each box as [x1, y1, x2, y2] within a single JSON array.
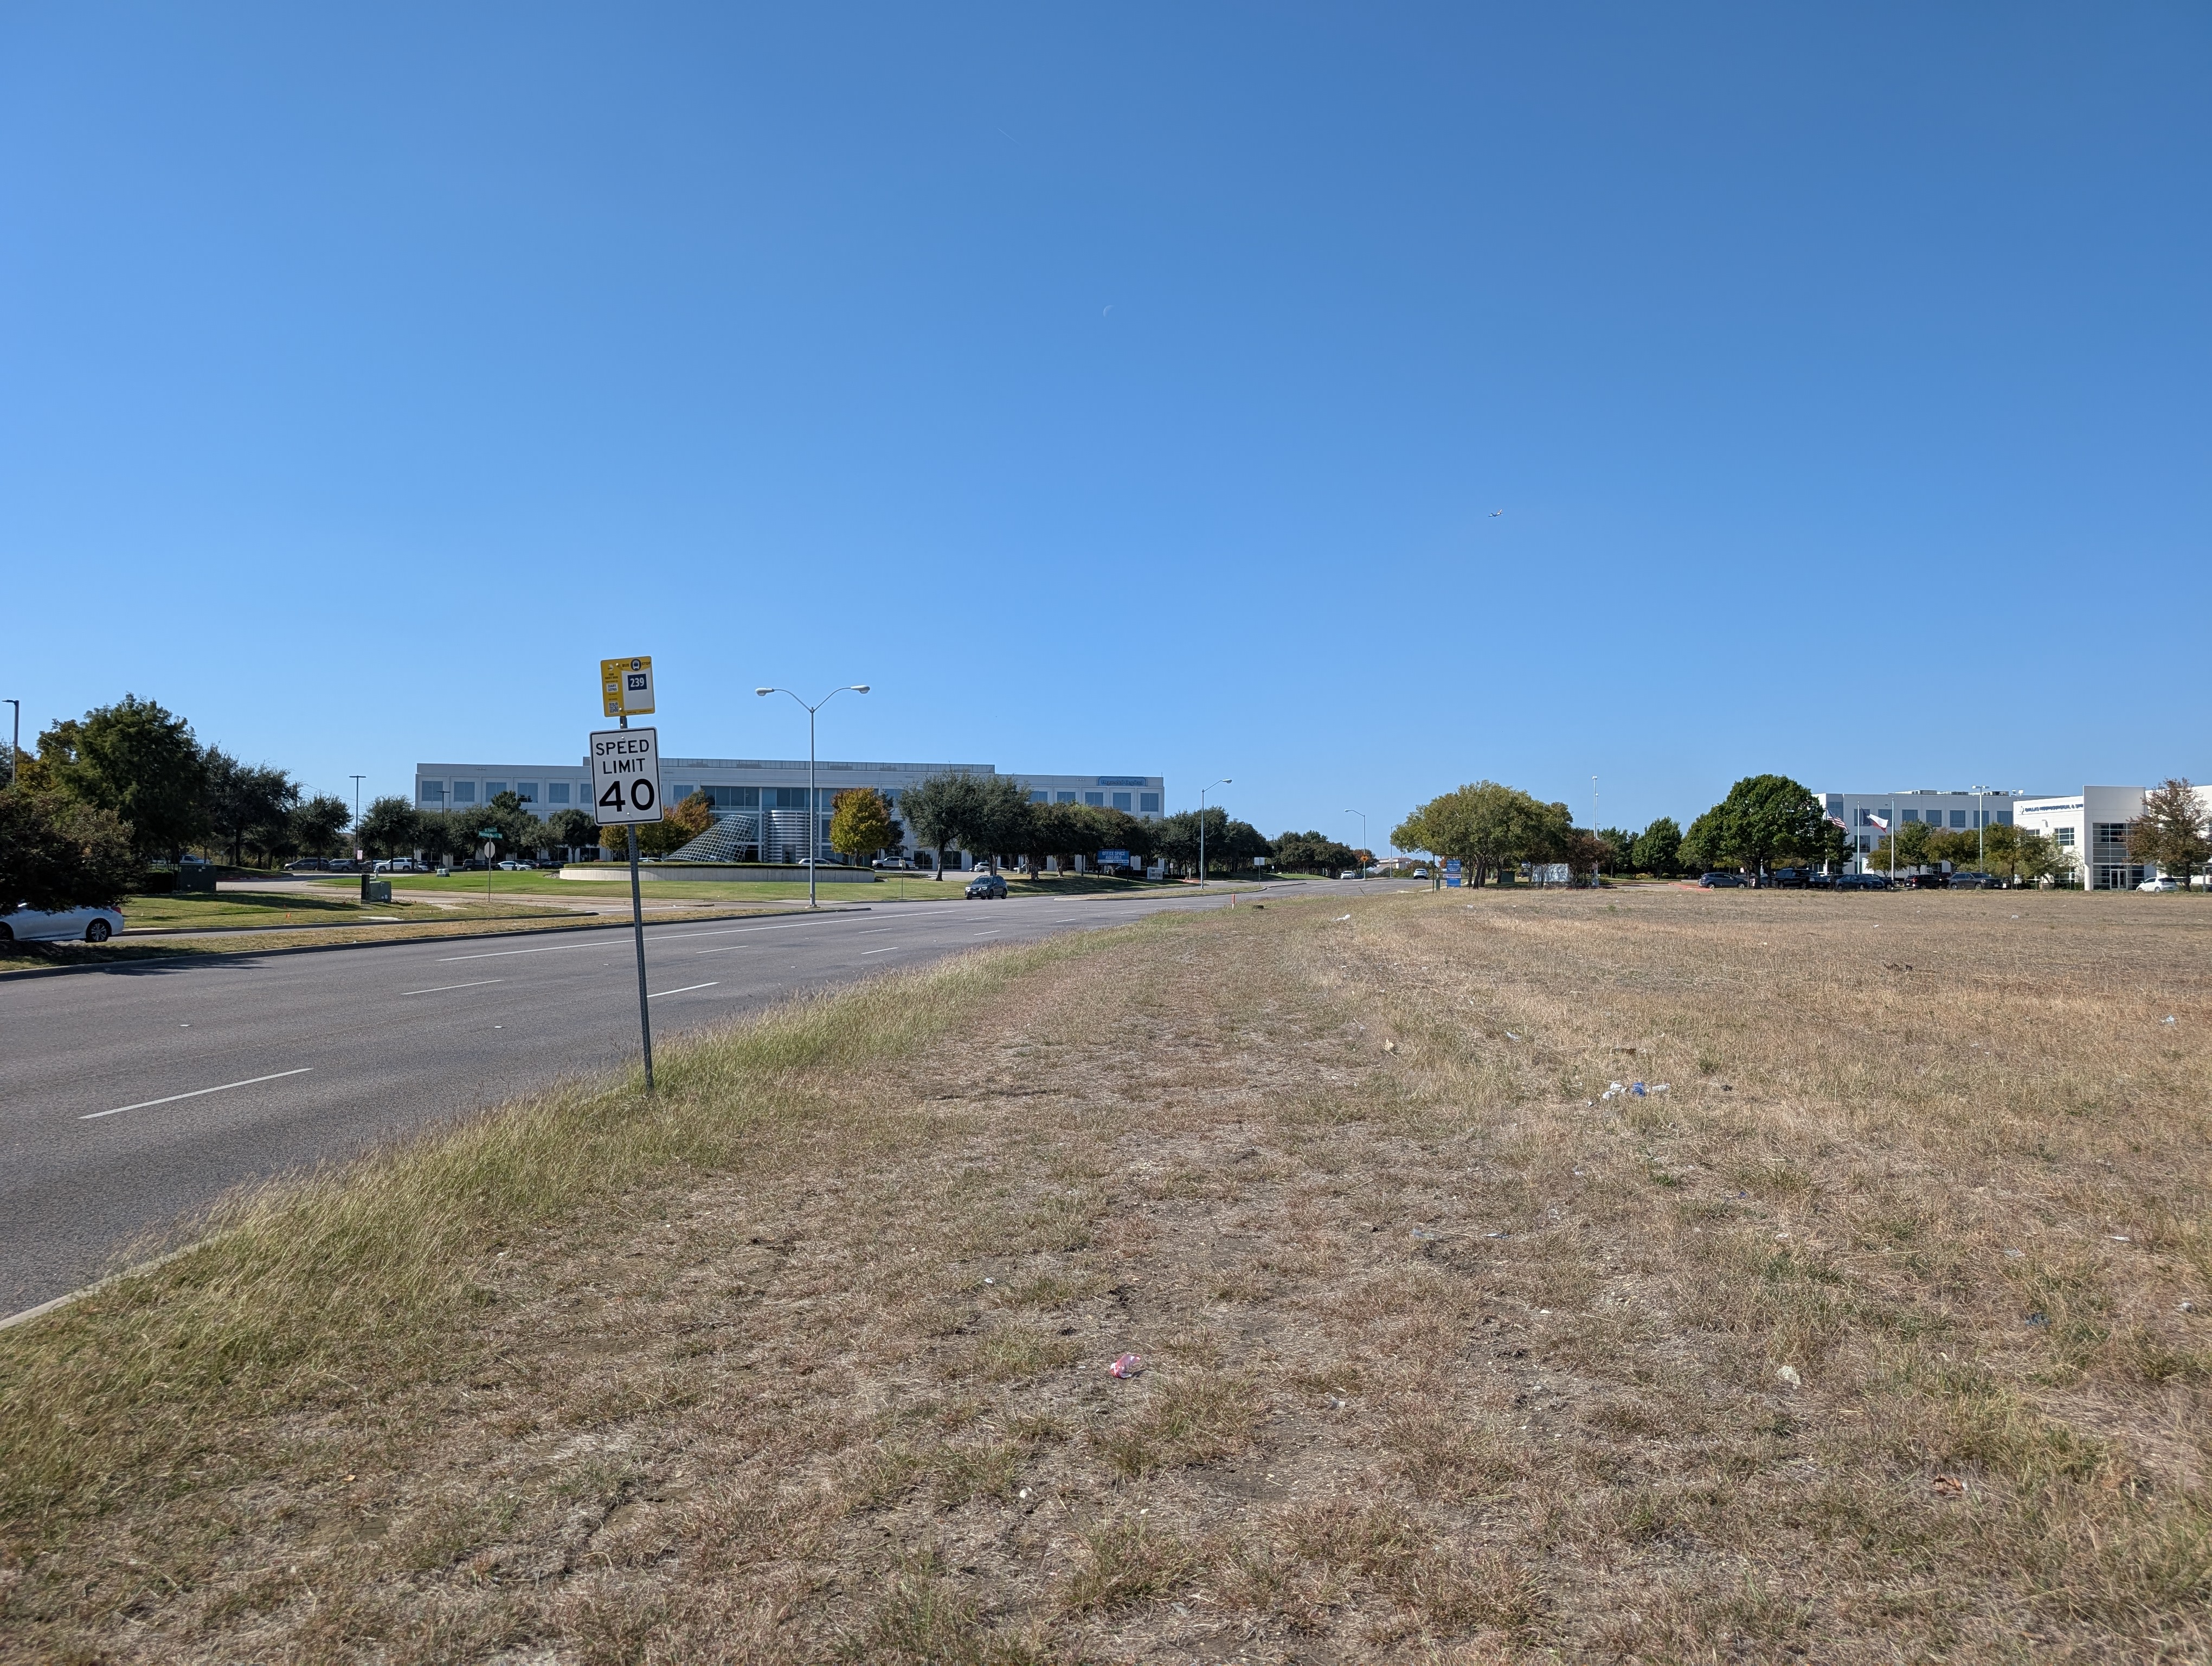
[[620, 712, 654, 1092]]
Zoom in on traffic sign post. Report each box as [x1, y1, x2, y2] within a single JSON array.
[[479, 825, 500, 907], [591, 719, 664, 1091]]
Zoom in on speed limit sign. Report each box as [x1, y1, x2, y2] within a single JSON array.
[[589, 727, 663, 824]]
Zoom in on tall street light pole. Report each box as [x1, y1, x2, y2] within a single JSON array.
[[1198, 778, 1230, 892], [1344, 809, 1365, 874], [349, 774, 366, 858], [4, 699, 18, 785], [757, 684, 870, 909]]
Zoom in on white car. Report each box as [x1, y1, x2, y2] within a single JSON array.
[[2, 903, 125, 943], [2138, 876, 2182, 892]]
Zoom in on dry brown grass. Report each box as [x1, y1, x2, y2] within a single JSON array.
[[3, 885, 2210, 1662]]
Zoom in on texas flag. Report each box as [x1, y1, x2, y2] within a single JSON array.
[[1866, 811, 1889, 831]]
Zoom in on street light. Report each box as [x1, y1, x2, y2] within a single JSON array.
[[1970, 785, 2024, 876], [349, 774, 366, 860], [1344, 809, 1365, 875], [1198, 778, 1231, 891], [757, 684, 870, 909], [3, 699, 18, 785]]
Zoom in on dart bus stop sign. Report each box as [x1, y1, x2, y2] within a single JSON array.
[[600, 655, 655, 718]]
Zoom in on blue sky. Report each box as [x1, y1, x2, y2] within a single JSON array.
[[4, 7, 2206, 846]]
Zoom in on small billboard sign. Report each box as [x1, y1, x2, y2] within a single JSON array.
[[1444, 857, 1463, 888], [1096, 849, 1130, 867], [600, 656, 655, 718]]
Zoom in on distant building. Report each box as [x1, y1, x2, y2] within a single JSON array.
[[413, 757, 1165, 869], [1817, 789, 2032, 875], [2013, 785, 2212, 889]]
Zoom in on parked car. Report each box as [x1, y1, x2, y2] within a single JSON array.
[[283, 857, 329, 873], [1766, 867, 1817, 888], [1948, 871, 2000, 889], [1697, 872, 1747, 888], [2, 903, 124, 943], [872, 856, 916, 870], [2139, 876, 2182, 892], [326, 858, 359, 874], [965, 873, 1008, 899], [1834, 873, 1891, 890], [1903, 871, 1951, 889], [1339, 869, 1361, 879], [1411, 867, 1429, 879], [496, 859, 532, 871]]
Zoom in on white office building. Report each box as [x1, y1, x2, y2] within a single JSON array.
[[413, 758, 1165, 869], [2013, 785, 2212, 889], [1817, 788, 2033, 874]]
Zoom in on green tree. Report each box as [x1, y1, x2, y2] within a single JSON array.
[[2128, 778, 2210, 887], [473, 790, 552, 860], [900, 770, 986, 877], [204, 750, 301, 868], [1394, 781, 1556, 888], [545, 807, 599, 860], [1709, 774, 1826, 880], [37, 695, 210, 862], [829, 787, 896, 863], [1630, 817, 1683, 877], [0, 785, 138, 913], [290, 794, 351, 859], [1154, 806, 1227, 877], [356, 796, 421, 859], [637, 790, 710, 858], [1271, 830, 1359, 875], [1678, 808, 1727, 874], [1866, 819, 1934, 874], [2012, 828, 2074, 887], [968, 776, 1034, 872]]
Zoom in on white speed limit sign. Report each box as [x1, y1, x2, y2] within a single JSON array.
[[589, 727, 663, 824]]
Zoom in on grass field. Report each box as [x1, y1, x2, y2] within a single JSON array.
[[119, 890, 581, 932], [2, 887, 2207, 1662]]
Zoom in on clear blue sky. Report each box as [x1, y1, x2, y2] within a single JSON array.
[[4, 7, 2206, 845]]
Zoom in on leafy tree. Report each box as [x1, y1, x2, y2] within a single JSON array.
[[638, 790, 711, 858], [1154, 806, 1227, 876], [1092, 806, 1156, 865], [1630, 817, 1682, 877], [204, 750, 301, 868], [1271, 829, 1359, 875], [901, 770, 987, 877], [290, 794, 351, 859], [1927, 828, 1982, 870], [470, 790, 552, 860], [2012, 828, 2074, 887], [1594, 826, 1637, 876], [545, 807, 599, 859], [969, 776, 1034, 872], [1677, 808, 1727, 874], [356, 796, 421, 859], [2129, 778, 2210, 887], [0, 785, 138, 913], [829, 787, 897, 863], [36, 695, 209, 861], [1709, 774, 1825, 880], [1866, 819, 1934, 874], [1020, 799, 1092, 875], [1394, 781, 1558, 887]]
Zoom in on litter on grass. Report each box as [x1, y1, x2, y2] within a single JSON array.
[[1108, 1353, 1142, 1379]]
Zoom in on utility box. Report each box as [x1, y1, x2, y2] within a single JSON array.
[[362, 878, 393, 903], [174, 865, 217, 894]]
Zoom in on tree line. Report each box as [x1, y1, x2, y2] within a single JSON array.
[[3, 695, 356, 911]]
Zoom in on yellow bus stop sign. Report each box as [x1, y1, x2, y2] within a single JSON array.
[[600, 655, 655, 717]]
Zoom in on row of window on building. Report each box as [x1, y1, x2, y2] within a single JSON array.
[[1030, 789, 1159, 812], [1851, 806, 2012, 829], [416, 778, 582, 807]]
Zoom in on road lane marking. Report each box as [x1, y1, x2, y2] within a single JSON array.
[[647, 982, 720, 998], [82, 1067, 314, 1122], [861, 947, 898, 955], [974, 931, 1001, 938], [403, 979, 503, 996]]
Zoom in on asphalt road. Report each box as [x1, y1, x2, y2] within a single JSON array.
[[1, 881, 1396, 1317]]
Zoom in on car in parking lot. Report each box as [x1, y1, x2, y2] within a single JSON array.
[[1765, 866, 1818, 888], [2, 902, 124, 943], [965, 872, 1008, 899], [1833, 873, 1891, 890], [872, 856, 916, 870], [1947, 871, 2001, 889], [283, 857, 330, 873], [2139, 876, 2182, 892], [1697, 872, 1747, 888]]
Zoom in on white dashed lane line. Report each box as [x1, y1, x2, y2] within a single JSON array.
[[646, 982, 720, 999], [861, 947, 898, 956], [82, 1068, 316, 1122], [403, 979, 503, 996]]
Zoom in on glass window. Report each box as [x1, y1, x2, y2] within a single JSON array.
[[548, 782, 570, 804], [1902, 809, 1920, 823], [1995, 810, 2012, 825], [1857, 834, 1872, 853], [453, 781, 477, 804], [417, 780, 445, 803], [1057, 791, 1077, 804], [704, 785, 760, 810], [671, 784, 697, 802], [773, 787, 811, 809], [1111, 792, 1132, 811], [2054, 826, 2074, 846], [1085, 791, 1105, 806], [1140, 792, 1160, 813], [485, 780, 507, 799], [516, 782, 537, 803], [1031, 790, 1048, 804], [1949, 810, 1967, 828]]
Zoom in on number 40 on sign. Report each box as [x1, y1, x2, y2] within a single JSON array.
[[590, 727, 663, 824]]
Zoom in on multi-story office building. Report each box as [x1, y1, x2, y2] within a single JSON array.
[[2012, 785, 2212, 890], [413, 758, 1166, 868], [1817, 789, 2031, 874]]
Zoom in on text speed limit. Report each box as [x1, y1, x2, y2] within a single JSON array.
[[589, 727, 663, 825]]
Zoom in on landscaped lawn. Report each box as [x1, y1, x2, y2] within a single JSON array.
[[121, 890, 576, 932]]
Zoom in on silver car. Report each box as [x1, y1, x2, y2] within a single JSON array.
[[2, 903, 125, 943]]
